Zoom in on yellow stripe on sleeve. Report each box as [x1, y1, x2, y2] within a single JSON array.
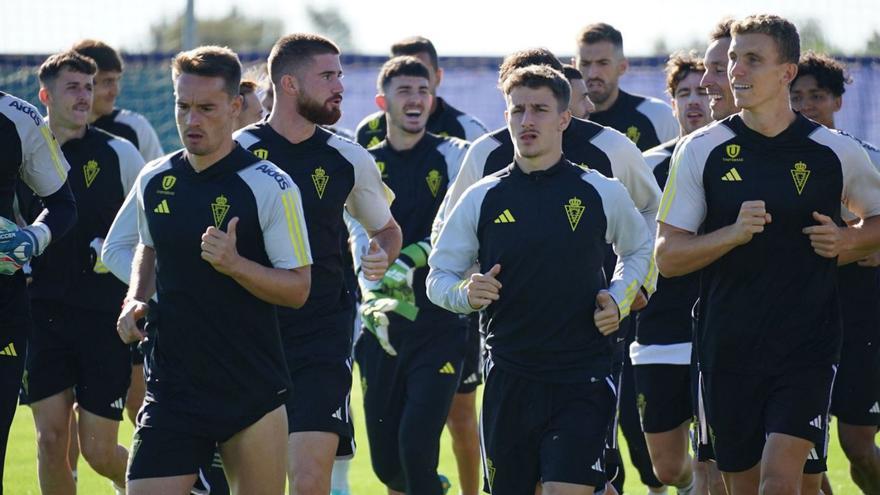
[[39, 126, 67, 181], [281, 191, 309, 267], [617, 279, 641, 319], [657, 149, 682, 222]]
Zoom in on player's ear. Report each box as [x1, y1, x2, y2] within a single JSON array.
[[503, 109, 509, 124], [618, 56, 629, 76], [558, 108, 572, 131], [375, 94, 387, 112], [832, 95, 842, 112], [280, 73, 298, 96], [434, 67, 444, 88], [230, 93, 242, 117], [38, 86, 50, 106], [781, 63, 798, 85]]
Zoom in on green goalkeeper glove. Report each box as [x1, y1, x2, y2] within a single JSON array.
[[380, 241, 430, 304], [360, 290, 419, 356]]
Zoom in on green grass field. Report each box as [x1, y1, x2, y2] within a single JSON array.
[[4, 368, 865, 494]]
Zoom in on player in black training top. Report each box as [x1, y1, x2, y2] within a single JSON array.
[[791, 51, 880, 494], [701, 19, 740, 122], [0, 87, 75, 493], [234, 34, 402, 495], [562, 64, 596, 120], [575, 23, 678, 152], [656, 16, 880, 495], [345, 56, 469, 495], [632, 52, 711, 495], [73, 39, 165, 163], [356, 36, 487, 148], [21, 51, 143, 495], [116, 46, 312, 495], [429, 65, 653, 495]]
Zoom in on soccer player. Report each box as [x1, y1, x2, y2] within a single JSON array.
[[791, 52, 880, 494], [701, 20, 740, 121], [656, 15, 880, 495], [117, 45, 312, 495], [633, 52, 710, 495], [356, 36, 488, 148], [346, 55, 469, 495], [233, 34, 402, 495], [574, 23, 678, 151], [23, 50, 143, 495], [73, 39, 165, 162], [0, 87, 76, 493], [234, 79, 264, 130], [427, 64, 653, 495], [562, 64, 596, 119]]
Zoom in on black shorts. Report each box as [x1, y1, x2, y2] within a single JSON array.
[[691, 368, 716, 462], [26, 300, 131, 420], [702, 366, 836, 473], [457, 314, 483, 394], [831, 334, 880, 427], [283, 310, 355, 458], [480, 362, 615, 493], [633, 363, 692, 434]]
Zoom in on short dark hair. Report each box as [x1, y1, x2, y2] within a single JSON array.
[[390, 36, 439, 71], [377, 56, 431, 92], [577, 23, 624, 52], [171, 46, 242, 97], [268, 33, 340, 85], [498, 48, 563, 84], [502, 65, 571, 112], [794, 51, 850, 97], [71, 39, 123, 73], [38, 50, 97, 86], [710, 18, 735, 41], [665, 51, 705, 95], [561, 64, 583, 81], [731, 15, 800, 65]]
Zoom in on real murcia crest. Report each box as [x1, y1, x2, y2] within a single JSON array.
[[83, 160, 100, 188], [626, 126, 641, 145], [426, 169, 442, 197], [564, 197, 586, 231], [211, 194, 230, 228], [312, 167, 329, 199], [791, 161, 810, 195]]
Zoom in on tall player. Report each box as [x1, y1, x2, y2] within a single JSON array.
[[428, 64, 653, 495], [356, 36, 487, 148], [575, 23, 678, 151], [633, 52, 710, 495], [233, 34, 402, 495], [656, 15, 880, 495], [24, 50, 143, 495], [348, 56, 470, 495], [118, 45, 312, 495], [791, 52, 880, 494]]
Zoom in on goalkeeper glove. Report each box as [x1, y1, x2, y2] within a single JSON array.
[[89, 237, 110, 274], [380, 241, 430, 304], [0, 216, 41, 276], [360, 290, 419, 356]]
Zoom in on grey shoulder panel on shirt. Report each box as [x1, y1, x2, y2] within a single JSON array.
[[456, 113, 489, 141], [643, 145, 673, 171], [327, 131, 373, 169], [436, 136, 470, 182], [635, 96, 678, 140], [232, 128, 261, 149], [106, 136, 146, 194]]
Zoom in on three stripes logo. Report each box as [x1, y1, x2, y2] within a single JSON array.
[[154, 199, 171, 214], [869, 402, 880, 414], [439, 362, 456, 374], [721, 168, 743, 181], [331, 407, 343, 421], [0, 343, 17, 357], [110, 398, 124, 410], [807, 448, 819, 460], [494, 209, 515, 224], [591, 458, 603, 472], [809, 415, 823, 429]]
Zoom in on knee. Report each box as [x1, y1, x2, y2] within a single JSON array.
[[653, 461, 685, 486], [80, 438, 117, 473], [760, 476, 799, 495], [290, 470, 325, 495], [35, 425, 69, 459], [841, 435, 878, 467], [446, 409, 477, 440]]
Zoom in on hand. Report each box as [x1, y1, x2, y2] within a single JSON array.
[[0, 216, 38, 276], [89, 237, 110, 274], [201, 217, 242, 275], [117, 299, 149, 344], [728, 200, 772, 246], [630, 289, 648, 311], [360, 291, 419, 356], [360, 239, 389, 281], [381, 259, 415, 304], [802, 211, 847, 258], [466, 264, 502, 310], [857, 251, 880, 267], [594, 290, 620, 335]]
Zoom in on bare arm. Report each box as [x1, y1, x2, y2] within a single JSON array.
[[117, 243, 155, 343]]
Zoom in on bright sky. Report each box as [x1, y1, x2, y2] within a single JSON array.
[[2, 0, 875, 56]]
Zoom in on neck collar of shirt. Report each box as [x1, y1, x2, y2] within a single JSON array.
[[511, 154, 567, 178], [177, 143, 256, 180], [260, 121, 327, 150], [728, 112, 813, 147]]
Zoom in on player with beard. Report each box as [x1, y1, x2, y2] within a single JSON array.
[[562, 64, 596, 120], [575, 23, 678, 152], [657, 15, 880, 495], [233, 33, 402, 495], [790, 52, 880, 495], [633, 52, 710, 495], [356, 36, 487, 148]]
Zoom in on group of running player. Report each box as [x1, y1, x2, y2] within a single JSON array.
[[0, 12, 877, 495]]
